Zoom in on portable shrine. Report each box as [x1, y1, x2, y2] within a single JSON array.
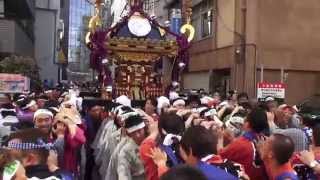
[[86, 0, 194, 100]]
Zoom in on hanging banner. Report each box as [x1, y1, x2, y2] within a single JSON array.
[[257, 82, 285, 99], [0, 74, 30, 93], [170, 9, 182, 34]]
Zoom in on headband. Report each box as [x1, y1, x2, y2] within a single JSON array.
[[33, 109, 53, 120], [106, 86, 112, 92], [265, 96, 275, 102], [163, 134, 182, 146], [120, 111, 139, 122], [22, 100, 36, 110], [0, 108, 16, 113], [195, 107, 208, 114], [126, 122, 145, 133], [172, 99, 185, 107], [113, 105, 124, 115], [204, 109, 217, 117], [45, 90, 53, 94], [49, 107, 60, 113]]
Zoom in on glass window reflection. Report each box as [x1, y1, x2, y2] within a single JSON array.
[[67, 0, 93, 62]]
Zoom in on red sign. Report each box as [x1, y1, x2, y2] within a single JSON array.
[[257, 82, 285, 99], [0, 74, 30, 93]]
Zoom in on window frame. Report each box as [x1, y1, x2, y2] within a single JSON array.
[[191, 0, 216, 41], [200, 8, 213, 38]]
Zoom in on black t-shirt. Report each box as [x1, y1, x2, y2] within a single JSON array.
[[25, 165, 61, 179]]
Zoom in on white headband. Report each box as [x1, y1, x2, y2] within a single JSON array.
[[163, 134, 182, 146], [204, 109, 217, 117], [193, 107, 207, 114], [34, 109, 53, 120], [22, 100, 36, 110], [120, 111, 139, 122], [60, 92, 69, 97], [265, 97, 275, 102], [16, 98, 25, 102], [49, 107, 60, 113], [173, 99, 185, 107], [0, 108, 16, 113], [169, 91, 179, 101], [200, 96, 214, 105], [116, 95, 131, 107], [45, 90, 53, 94], [157, 96, 170, 114], [126, 122, 145, 133], [106, 86, 112, 92], [113, 105, 124, 115]]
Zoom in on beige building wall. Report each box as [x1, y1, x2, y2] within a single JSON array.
[[256, 0, 320, 71], [253, 0, 320, 104], [183, 71, 210, 91], [216, 0, 235, 48]]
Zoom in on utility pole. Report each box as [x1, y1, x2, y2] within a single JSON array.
[[241, 0, 247, 89]]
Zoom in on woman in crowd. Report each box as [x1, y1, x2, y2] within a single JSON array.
[[51, 106, 86, 176]]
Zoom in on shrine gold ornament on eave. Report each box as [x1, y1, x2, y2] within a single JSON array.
[[105, 38, 179, 61], [106, 37, 178, 49], [111, 52, 161, 62]]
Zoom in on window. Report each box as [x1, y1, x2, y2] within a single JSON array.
[[143, 0, 160, 14], [67, 0, 94, 63], [0, 0, 4, 18], [201, 9, 212, 38], [60, 0, 64, 8], [191, 0, 215, 40]]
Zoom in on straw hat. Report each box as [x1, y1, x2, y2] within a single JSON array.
[[55, 107, 82, 125]]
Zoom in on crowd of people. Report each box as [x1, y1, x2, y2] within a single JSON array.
[[0, 85, 319, 180]]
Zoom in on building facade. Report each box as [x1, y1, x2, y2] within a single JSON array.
[[0, 0, 62, 86], [34, 0, 61, 86], [184, 0, 320, 104], [0, 0, 35, 57]]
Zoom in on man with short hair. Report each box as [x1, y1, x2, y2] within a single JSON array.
[[33, 109, 54, 134], [270, 109, 308, 152], [179, 126, 237, 180], [117, 115, 146, 180], [237, 92, 249, 105], [83, 101, 104, 180], [183, 125, 244, 177], [260, 134, 298, 180], [265, 96, 278, 113], [100, 106, 136, 179], [219, 108, 269, 180], [172, 98, 186, 110]]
